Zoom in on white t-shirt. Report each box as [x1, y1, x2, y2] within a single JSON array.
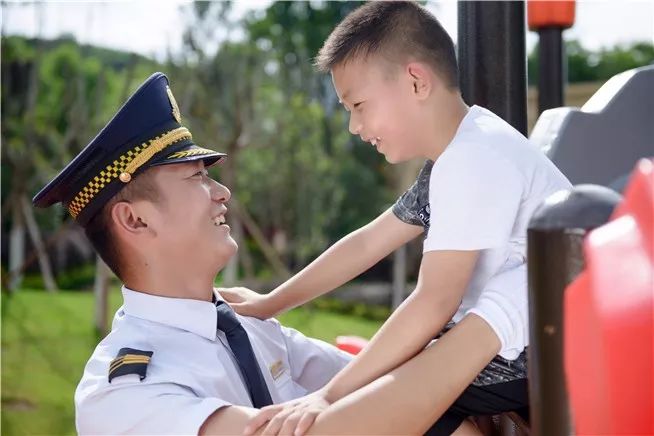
[[75, 287, 352, 435], [424, 105, 571, 359]]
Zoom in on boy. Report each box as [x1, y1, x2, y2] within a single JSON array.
[[221, 2, 571, 435]]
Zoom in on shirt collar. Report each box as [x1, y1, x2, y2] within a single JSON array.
[[121, 286, 219, 341]]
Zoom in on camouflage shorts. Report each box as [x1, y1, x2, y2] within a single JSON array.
[[437, 322, 528, 387]]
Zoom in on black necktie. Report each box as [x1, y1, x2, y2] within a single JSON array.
[[215, 301, 273, 408]]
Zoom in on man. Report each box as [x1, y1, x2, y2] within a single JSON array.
[[33, 72, 352, 435]]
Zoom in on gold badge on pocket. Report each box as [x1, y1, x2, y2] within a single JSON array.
[[269, 360, 286, 380]]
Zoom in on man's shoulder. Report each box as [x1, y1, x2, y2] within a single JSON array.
[[77, 322, 156, 390]]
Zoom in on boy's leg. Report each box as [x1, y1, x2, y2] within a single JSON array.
[[451, 418, 482, 436], [305, 313, 502, 435], [425, 351, 529, 436], [425, 377, 529, 435]]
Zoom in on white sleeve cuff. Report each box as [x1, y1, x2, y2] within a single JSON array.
[[466, 291, 528, 361], [187, 398, 230, 436], [76, 388, 229, 435]]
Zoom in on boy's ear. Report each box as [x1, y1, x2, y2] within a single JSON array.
[[406, 62, 433, 99], [110, 201, 150, 237]]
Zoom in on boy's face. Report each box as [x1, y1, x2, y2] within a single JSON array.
[[133, 160, 237, 272], [331, 56, 426, 163]]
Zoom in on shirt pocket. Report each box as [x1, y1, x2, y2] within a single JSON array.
[[268, 357, 302, 400]]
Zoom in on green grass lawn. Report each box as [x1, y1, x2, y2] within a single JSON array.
[[1, 289, 382, 436]]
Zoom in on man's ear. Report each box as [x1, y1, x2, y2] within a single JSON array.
[[110, 201, 150, 237], [406, 62, 433, 100]]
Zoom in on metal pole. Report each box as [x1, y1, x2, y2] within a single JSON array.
[[458, 0, 528, 136], [527, 185, 622, 436], [538, 27, 565, 113]]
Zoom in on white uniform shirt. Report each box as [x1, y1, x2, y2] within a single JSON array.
[[424, 105, 572, 360], [75, 287, 352, 435]]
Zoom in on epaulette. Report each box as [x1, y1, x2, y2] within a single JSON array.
[[108, 348, 153, 383]]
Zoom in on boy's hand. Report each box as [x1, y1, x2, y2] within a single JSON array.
[[216, 287, 278, 319], [242, 389, 330, 436]]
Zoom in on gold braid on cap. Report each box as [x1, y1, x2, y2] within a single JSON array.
[[67, 127, 192, 218]]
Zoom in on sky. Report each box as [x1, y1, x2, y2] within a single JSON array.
[[2, 0, 653, 62]]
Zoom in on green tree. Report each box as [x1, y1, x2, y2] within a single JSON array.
[[528, 39, 654, 85], [1, 35, 155, 290]]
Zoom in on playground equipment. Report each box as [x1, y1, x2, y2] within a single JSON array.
[[460, 2, 652, 432], [525, 65, 653, 434], [335, 336, 368, 355], [564, 159, 653, 435], [530, 65, 654, 191], [527, 184, 622, 435], [528, 0, 575, 113]]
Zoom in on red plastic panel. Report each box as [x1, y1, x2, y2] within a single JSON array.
[[565, 159, 654, 435], [335, 335, 369, 355]]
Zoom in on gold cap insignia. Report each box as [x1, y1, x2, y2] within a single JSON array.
[[166, 86, 181, 123]]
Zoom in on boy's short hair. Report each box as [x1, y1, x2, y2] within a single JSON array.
[[315, 1, 458, 89], [84, 170, 161, 280]]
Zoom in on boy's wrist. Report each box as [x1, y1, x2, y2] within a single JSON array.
[[266, 288, 292, 315], [322, 379, 350, 403], [321, 384, 340, 404]]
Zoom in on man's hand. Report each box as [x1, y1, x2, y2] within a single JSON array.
[[243, 389, 330, 436], [216, 287, 279, 319]]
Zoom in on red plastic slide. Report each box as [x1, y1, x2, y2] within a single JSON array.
[[564, 159, 653, 435]]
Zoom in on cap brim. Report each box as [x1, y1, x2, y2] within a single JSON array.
[[150, 143, 227, 168]]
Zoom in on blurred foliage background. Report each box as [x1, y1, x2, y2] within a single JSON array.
[[2, 1, 653, 293]]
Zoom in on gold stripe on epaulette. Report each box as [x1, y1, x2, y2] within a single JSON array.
[[109, 358, 151, 374], [67, 127, 192, 218], [109, 354, 150, 372]]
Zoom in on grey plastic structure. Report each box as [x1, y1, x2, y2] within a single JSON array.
[[530, 65, 654, 192]]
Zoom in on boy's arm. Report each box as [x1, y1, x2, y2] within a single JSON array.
[[222, 208, 423, 318], [203, 313, 498, 436], [243, 312, 498, 436], [243, 249, 480, 435], [306, 313, 501, 435], [322, 249, 479, 401]]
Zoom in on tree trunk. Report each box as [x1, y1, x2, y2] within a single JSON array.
[[20, 195, 57, 292], [237, 217, 255, 281], [8, 196, 25, 292], [232, 199, 290, 279], [93, 255, 111, 336]]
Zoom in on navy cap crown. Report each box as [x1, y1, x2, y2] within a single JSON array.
[[32, 72, 225, 226]]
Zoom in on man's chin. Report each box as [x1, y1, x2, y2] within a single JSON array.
[[211, 239, 239, 270]]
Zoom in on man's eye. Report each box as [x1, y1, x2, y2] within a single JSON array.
[[353, 102, 363, 110]]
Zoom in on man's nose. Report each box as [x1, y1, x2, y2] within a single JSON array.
[[210, 179, 231, 203]]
